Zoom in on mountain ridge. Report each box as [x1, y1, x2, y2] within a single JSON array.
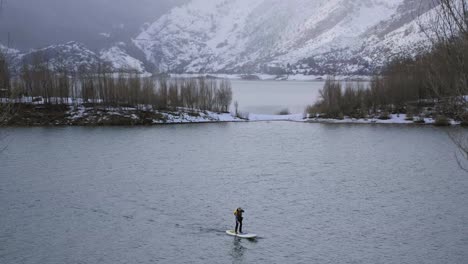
[[2, 0, 438, 76], [2, 41, 149, 74], [134, 0, 436, 75]]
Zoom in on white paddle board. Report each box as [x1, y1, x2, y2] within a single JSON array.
[[226, 230, 257, 239]]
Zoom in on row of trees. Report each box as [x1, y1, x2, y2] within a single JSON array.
[[77, 72, 233, 113], [308, 78, 397, 119], [0, 52, 9, 94], [0, 51, 11, 124], [0, 52, 233, 113], [310, 0, 468, 121]]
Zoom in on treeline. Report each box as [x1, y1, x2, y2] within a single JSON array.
[[77, 72, 233, 112], [0, 51, 9, 96], [308, 78, 372, 119], [309, 71, 450, 120], [0, 52, 233, 113], [310, 0, 468, 122]]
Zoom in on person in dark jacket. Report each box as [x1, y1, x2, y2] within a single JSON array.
[[234, 207, 244, 234]]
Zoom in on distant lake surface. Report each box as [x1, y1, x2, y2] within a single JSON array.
[[1, 123, 468, 264], [231, 80, 324, 114]]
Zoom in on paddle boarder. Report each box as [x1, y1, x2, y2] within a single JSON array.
[[234, 207, 244, 234]]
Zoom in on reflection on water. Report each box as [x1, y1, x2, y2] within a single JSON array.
[[229, 238, 246, 264]]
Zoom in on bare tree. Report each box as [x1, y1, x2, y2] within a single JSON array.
[[425, 0, 468, 171], [157, 77, 168, 110], [217, 79, 233, 112], [0, 49, 11, 152], [420, 1, 468, 107], [234, 101, 239, 117], [0, 50, 11, 125], [168, 79, 180, 109], [448, 130, 468, 172]]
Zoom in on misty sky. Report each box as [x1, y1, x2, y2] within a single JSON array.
[[0, 0, 187, 51]]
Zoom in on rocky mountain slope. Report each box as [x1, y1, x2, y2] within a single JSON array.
[[2, 42, 148, 74], [2, 0, 438, 76], [134, 0, 436, 75]]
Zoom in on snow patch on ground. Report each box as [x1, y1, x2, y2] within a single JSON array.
[[3, 99, 461, 126], [158, 111, 245, 124], [306, 114, 460, 125]]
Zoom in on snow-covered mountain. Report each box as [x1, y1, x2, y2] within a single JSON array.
[[20, 42, 102, 72], [100, 42, 147, 73], [3, 42, 148, 74], [0, 44, 22, 70], [0, 44, 20, 56], [3, 0, 438, 76], [134, 0, 436, 75]]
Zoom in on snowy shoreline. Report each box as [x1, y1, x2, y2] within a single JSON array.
[[168, 73, 371, 82], [305, 114, 460, 126], [1, 99, 461, 126], [67, 106, 307, 125], [2, 103, 462, 126]]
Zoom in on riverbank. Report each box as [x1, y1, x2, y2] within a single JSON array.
[[1, 104, 245, 126], [305, 114, 461, 126], [1, 104, 463, 127], [169, 73, 370, 82]]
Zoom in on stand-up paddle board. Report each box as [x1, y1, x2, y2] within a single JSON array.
[[226, 230, 257, 239]]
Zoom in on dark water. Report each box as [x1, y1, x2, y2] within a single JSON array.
[[1, 123, 468, 264]]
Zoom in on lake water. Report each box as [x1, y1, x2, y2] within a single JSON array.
[[1, 123, 468, 264], [231, 80, 323, 114], [1, 80, 468, 264]]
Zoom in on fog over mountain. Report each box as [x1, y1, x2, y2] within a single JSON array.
[[0, 0, 187, 50], [135, 0, 436, 75], [0, 0, 438, 75]]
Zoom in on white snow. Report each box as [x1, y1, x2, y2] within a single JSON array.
[[306, 114, 461, 125], [2, 98, 462, 126], [99, 33, 111, 38], [134, 0, 435, 74], [158, 111, 245, 124], [5, 41, 147, 74], [100, 43, 146, 73], [169, 73, 370, 82], [0, 43, 20, 55]]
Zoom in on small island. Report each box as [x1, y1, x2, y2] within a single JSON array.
[[0, 55, 246, 126]]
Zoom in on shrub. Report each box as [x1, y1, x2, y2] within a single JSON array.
[[187, 111, 200, 117], [460, 112, 468, 127], [277, 108, 290, 115], [378, 112, 391, 120], [405, 113, 414, 121], [306, 105, 321, 118], [350, 112, 366, 119], [414, 117, 426, 124], [434, 115, 450, 126]]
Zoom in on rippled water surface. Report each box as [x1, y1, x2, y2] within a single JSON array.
[[1, 123, 468, 264]]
